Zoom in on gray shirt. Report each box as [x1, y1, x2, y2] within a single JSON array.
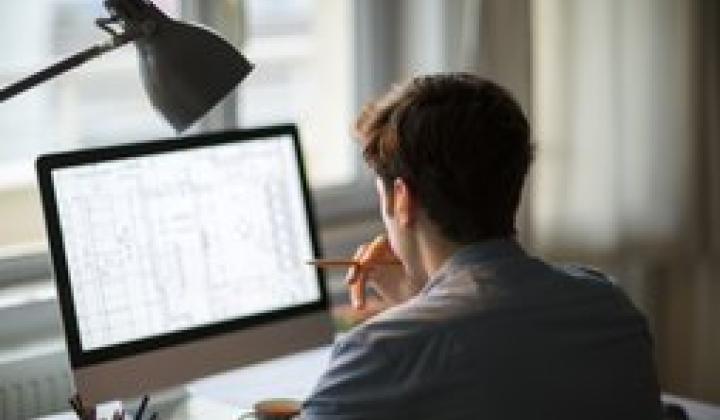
[[301, 239, 661, 420]]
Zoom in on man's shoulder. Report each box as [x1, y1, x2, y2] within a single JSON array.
[[343, 256, 627, 342], [305, 255, 660, 420]]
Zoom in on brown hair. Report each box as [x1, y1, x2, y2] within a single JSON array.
[[355, 73, 533, 243]]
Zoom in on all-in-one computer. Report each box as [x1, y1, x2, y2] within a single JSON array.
[[36, 125, 333, 417]]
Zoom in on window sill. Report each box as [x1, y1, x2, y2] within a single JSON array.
[[0, 277, 54, 311], [0, 242, 50, 286]]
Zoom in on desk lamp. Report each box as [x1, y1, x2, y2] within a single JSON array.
[[0, 0, 253, 132]]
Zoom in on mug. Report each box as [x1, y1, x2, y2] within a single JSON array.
[[238, 398, 302, 420]]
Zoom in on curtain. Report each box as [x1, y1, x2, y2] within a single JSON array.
[[533, 0, 720, 402]]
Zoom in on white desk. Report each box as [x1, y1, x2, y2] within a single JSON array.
[[38, 344, 720, 419], [187, 345, 332, 410], [38, 345, 332, 419]]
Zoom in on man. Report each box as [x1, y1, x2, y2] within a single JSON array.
[[301, 74, 661, 419]]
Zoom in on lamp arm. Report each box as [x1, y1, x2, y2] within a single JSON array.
[[0, 37, 133, 102]]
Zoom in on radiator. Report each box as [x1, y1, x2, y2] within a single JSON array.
[[0, 349, 72, 420]]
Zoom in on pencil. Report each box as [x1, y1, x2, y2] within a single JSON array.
[[306, 258, 401, 267]]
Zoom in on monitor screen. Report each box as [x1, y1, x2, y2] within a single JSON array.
[[37, 126, 332, 396], [50, 134, 321, 352]]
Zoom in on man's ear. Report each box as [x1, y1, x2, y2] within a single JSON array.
[[393, 178, 415, 228]]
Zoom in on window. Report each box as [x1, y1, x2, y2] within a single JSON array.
[[0, 5, 370, 416], [0, 0, 362, 250], [240, 0, 355, 188], [0, 1, 178, 163]]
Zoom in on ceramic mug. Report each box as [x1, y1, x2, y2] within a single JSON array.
[[238, 398, 301, 420]]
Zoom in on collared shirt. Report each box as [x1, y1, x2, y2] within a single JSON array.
[[301, 239, 662, 420]]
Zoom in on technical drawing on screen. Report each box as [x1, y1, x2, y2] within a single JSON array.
[[36, 125, 333, 417]]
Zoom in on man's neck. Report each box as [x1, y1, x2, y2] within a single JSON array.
[[415, 227, 462, 284]]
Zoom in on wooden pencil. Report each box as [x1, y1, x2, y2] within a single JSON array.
[[306, 258, 401, 267]]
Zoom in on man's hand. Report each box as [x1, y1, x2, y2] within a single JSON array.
[[346, 234, 416, 310]]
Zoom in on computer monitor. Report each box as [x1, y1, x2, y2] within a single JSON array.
[[36, 125, 334, 409]]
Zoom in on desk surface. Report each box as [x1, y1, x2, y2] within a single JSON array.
[[38, 345, 332, 419], [39, 344, 720, 419], [187, 345, 331, 410]]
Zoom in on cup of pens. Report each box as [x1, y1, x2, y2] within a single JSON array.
[[69, 394, 156, 420]]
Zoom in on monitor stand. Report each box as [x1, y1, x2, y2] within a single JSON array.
[[125, 387, 241, 419]]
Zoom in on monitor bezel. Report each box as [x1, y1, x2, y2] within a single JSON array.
[[36, 124, 330, 369]]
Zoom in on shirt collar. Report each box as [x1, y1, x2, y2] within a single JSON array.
[[419, 237, 526, 295]]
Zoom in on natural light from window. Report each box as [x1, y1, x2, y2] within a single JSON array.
[[0, 0, 357, 248]]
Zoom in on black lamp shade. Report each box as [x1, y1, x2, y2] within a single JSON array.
[[135, 13, 253, 132], [0, 0, 253, 131]]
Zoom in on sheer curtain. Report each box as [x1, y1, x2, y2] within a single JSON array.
[[534, 0, 693, 257], [532, 0, 720, 402]]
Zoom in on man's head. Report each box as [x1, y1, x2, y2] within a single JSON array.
[[355, 73, 533, 260]]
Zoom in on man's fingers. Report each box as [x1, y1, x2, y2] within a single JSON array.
[[347, 244, 368, 309], [350, 271, 367, 309], [346, 244, 369, 284], [346, 235, 394, 310]]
